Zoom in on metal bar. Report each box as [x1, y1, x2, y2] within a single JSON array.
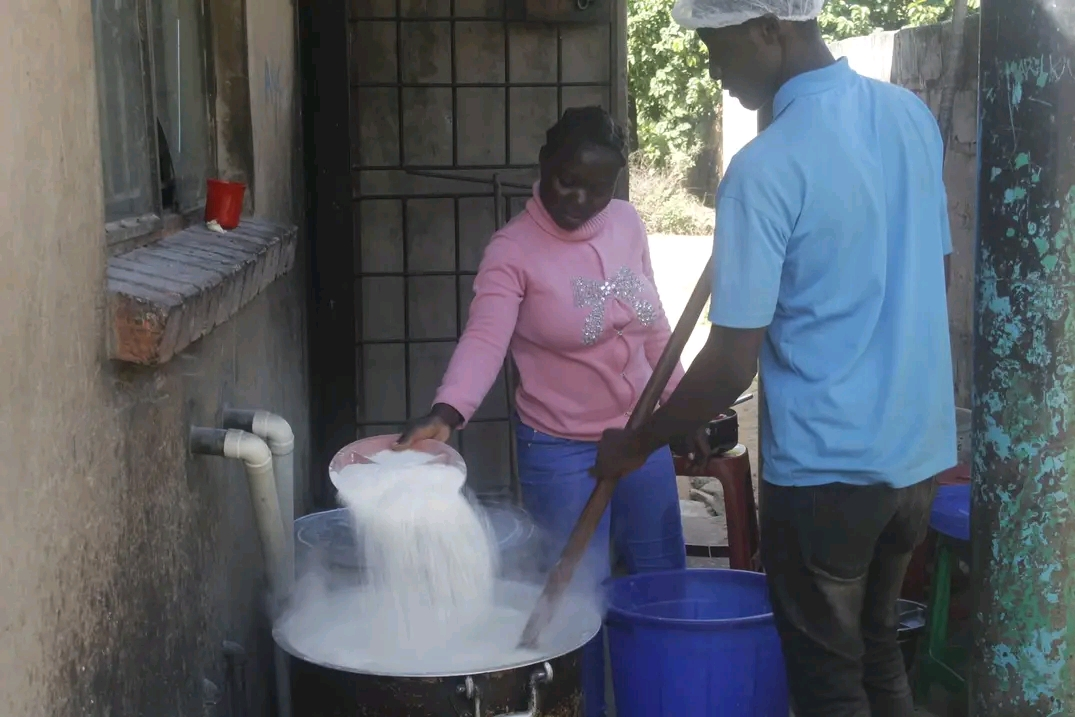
[[493, 173, 504, 232], [350, 81, 612, 89], [454, 192, 466, 462], [359, 162, 538, 171], [450, 0, 458, 168], [353, 270, 478, 278], [402, 168, 532, 190], [971, 0, 1075, 713], [355, 417, 509, 427], [493, 172, 522, 503], [355, 191, 532, 201], [357, 338, 459, 345], [556, 28, 564, 118], [349, 15, 554, 22]]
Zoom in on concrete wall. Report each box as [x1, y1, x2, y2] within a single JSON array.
[[721, 17, 980, 406], [0, 2, 307, 716]]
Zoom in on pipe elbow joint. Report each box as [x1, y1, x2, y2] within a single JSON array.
[[224, 408, 294, 455], [253, 411, 295, 455], [223, 429, 273, 468]]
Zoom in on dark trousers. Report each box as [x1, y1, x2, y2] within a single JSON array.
[[760, 478, 936, 717]]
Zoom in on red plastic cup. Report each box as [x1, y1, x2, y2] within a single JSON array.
[[204, 179, 246, 230]]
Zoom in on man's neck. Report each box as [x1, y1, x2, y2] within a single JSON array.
[[779, 41, 837, 88]]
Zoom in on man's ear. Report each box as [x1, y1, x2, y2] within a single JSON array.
[[754, 14, 783, 46]]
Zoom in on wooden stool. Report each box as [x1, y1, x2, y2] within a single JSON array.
[[674, 444, 760, 571]]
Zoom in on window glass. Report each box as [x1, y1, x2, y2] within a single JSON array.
[[151, 0, 213, 212], [92, 0, 156, 223]]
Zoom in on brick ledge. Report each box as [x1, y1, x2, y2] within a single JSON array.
[[107, 218, 298, 365]]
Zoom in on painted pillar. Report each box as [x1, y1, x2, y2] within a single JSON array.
[[972, 0, 1075, 713]]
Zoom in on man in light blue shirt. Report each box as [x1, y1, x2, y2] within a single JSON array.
[[593, 1, 956, 714]]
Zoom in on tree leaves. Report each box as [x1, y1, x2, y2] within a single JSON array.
[[627, 0, 981, 178]]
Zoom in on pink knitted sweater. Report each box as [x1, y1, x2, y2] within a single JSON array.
[[434, 186, 685, 442]]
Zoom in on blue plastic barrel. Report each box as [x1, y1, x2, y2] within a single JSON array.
[[605, 569, 788, 717]]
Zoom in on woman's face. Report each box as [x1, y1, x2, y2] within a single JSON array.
[[539, 143, 623, 231]]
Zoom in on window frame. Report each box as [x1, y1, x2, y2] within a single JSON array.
[[97, 0, 218, 253]]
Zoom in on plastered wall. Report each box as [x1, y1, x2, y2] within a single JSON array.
[[0, 1, 308, 714]]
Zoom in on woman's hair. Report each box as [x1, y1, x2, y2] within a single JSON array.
[[541, 106, 628, 167]]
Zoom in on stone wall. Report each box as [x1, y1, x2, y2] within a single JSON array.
[[721, 17, 980, 407], [0, 2, 307, 715]]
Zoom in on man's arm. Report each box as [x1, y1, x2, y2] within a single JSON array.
[[591, 323, 766, 481], [634, 324, 766, 456], [592, 164, 791, 480]]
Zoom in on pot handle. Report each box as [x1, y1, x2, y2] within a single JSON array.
[[456, 663, 554, 717], [492, 663, 553, 717]]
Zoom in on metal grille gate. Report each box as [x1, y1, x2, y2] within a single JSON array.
[[348, 0, 615, 498]]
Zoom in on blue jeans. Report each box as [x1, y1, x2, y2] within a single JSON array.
[[516, 422, 686, 717]]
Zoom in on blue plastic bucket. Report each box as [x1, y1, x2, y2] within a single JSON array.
[[605, 569, 788, 717]]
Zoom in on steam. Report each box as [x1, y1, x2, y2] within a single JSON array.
[[273, 452, 603, 676]]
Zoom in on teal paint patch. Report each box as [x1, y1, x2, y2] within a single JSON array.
[[1004, 186, 1028, 204], [976, 53, 1075, 710]]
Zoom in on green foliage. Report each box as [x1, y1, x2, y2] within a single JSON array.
[[630, 157, 715, 235], [625, 0, 980, 192], [627, 0, 720, 176], [818, 0, 980, 41]]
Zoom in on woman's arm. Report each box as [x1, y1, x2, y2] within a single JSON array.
[[433, 235, 525, 426], [638, 220, 686, 403]]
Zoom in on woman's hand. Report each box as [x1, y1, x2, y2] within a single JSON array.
[[393, 403, 463, 450]]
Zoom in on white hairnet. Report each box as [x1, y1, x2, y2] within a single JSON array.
[[671, 0, 826, 30]]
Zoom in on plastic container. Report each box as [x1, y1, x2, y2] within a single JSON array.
[[204, 178, 246, 230], [605, 569, 788, 717], [931, 483, 970, 542], [897, 599, 926, 673], [328, 434, 466, 490]]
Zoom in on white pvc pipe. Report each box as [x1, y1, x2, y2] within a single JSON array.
[[223, 430, 288, 600], [235, 413, 295, 717], [248, 411, 296, 589]]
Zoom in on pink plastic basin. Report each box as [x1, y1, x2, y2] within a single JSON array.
[[328, 434, 466, 488]]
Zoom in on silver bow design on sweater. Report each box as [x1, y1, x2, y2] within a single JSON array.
[[572, 266, 656, 346]]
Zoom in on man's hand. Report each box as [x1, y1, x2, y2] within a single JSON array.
[[592, 428, 652, 482], [687, 423, 713, 468]]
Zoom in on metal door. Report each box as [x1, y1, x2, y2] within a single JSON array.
[[347, 0, 616, 498]]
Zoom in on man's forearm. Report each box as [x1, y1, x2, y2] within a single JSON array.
[[634, 327, 764, 455]]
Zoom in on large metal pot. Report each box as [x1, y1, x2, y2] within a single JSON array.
[[282, 503, 593, 715], [274, 579, 598, 717]]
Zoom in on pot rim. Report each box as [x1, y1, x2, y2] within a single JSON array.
[[272, 624, 598, 678], [272, 580, 601, 678]]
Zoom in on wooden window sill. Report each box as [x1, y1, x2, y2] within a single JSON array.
[[107, 218, 298, 366]]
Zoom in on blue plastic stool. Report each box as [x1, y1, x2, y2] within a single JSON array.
[[915, 484, 969, 703], [605, 569, 788, 717]]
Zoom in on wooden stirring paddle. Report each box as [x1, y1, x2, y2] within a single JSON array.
[[518, 257, 714, 649]]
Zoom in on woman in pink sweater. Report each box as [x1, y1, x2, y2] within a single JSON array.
[[397, 107, 686, 716]]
